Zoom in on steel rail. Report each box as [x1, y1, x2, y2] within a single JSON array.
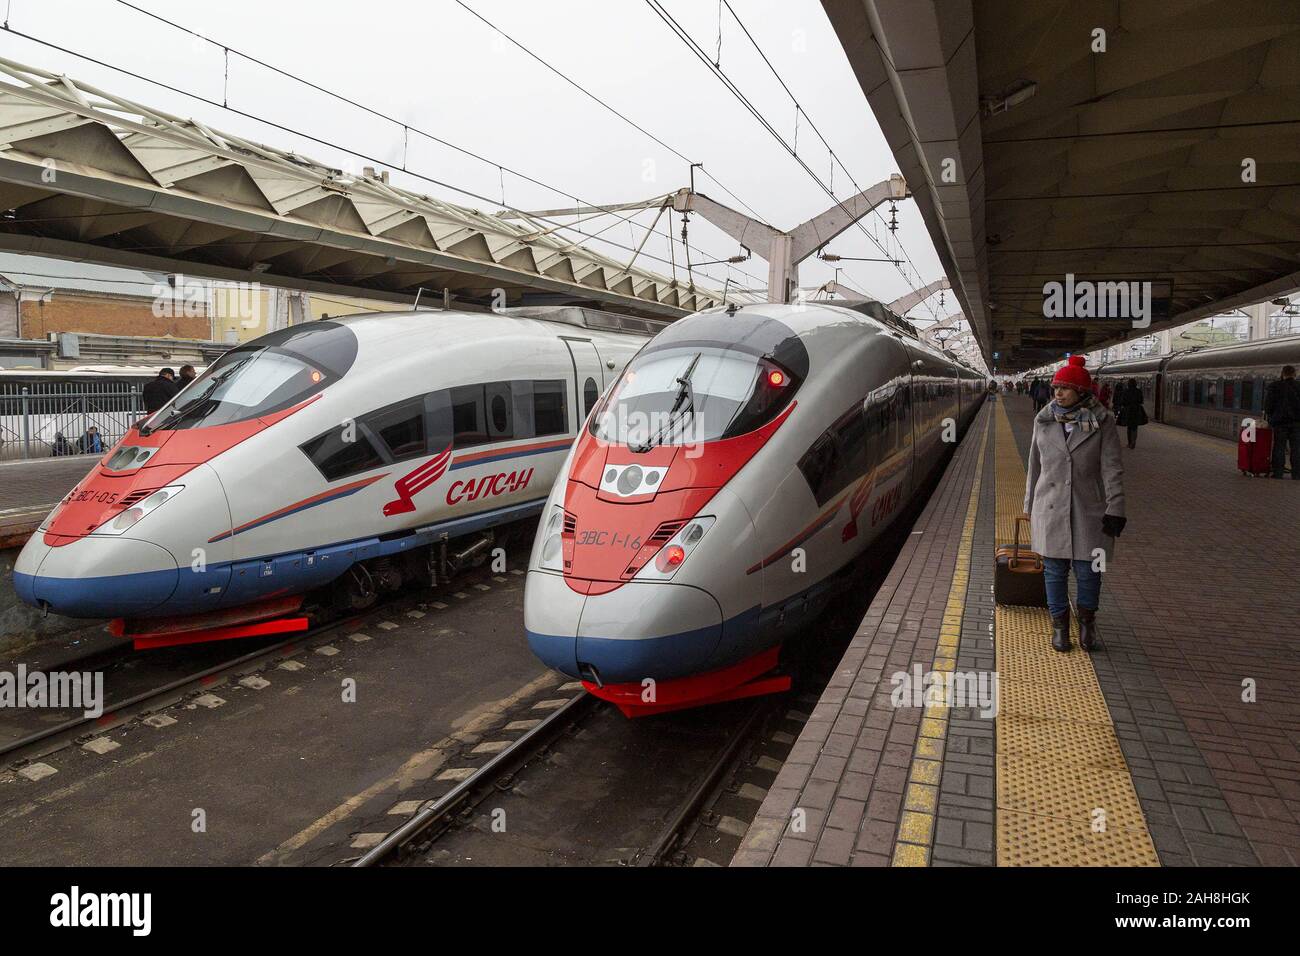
[[352, 691, 597, 866], [635, 698, 771, 866]]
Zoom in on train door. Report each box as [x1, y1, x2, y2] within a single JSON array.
[[561, 337, 606, 429]]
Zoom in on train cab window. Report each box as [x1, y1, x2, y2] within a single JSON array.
[[301, 427, 385, 482], [584, 377, 599, 417], [591, 345, 800, 448], [144, 321, 357, 433], [533, 380, 568, 437]]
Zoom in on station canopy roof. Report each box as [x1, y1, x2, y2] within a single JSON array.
[[0, 57, 720, 321], [822, 0, 1300, 370]]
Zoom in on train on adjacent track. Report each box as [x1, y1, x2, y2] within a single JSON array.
[[524, 301, 987, 717], [14, 307, 656, 647], [1096, 333, 1300, 441]]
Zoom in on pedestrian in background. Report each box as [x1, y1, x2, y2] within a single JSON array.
[[1264, 364, 1300, 479], [1031, 377, 1049, 412], [142, 368, 178, 414], [1023, 355, 1126, 653], [77, 425, 104, 455], [1114, 379, 1148, 449], [178, 364, 197, 388]]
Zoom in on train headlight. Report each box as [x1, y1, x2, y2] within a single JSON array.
[[91, 485, 184, 536], [539, 505, 565, 571], [637, 516, 716, 581], [104, 445, 158, 472]]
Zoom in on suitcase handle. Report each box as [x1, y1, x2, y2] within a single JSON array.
[[1013, 514, 1030, 557], [1009, 515, 1041, 572]]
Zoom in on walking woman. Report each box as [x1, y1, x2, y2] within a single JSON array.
[[1114, 378, 1148, 449], [1023, 356, 1127, 652]]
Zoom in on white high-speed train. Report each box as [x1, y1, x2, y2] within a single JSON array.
[[14, 308, 653, 647], [524, 301, 987, 716]]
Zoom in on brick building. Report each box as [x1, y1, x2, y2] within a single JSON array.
[[0, 253, 210, 341]]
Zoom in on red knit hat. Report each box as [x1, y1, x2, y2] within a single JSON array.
[[1052, 355, 1092, 392]]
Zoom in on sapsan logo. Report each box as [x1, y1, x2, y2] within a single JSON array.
[[383, 444, 453, 516]]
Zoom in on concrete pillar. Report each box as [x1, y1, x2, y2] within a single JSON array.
[[767, 235, 796, 305], [1245, 302, 1270, 340]]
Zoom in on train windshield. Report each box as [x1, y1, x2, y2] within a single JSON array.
[[592, 345, 799, 448], [143, 321, 357, 432]]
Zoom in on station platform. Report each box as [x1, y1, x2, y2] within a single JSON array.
[[0, 457, 93, 547], [735, 395, 1299, 867]]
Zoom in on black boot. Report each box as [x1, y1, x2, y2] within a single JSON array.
[[1078, 608, 1099, 651], [1051, 611, 1071, 652]]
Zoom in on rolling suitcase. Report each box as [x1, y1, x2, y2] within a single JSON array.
[[995, 515, 1048, 607], [1237, 424, 1272, 476]]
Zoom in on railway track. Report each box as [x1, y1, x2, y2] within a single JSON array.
[[349, 468, 937, 869], [352, 691, 599, 866], [0, 549, 526, 767], [350, 690, 779, 868]]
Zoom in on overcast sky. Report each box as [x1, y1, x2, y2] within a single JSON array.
[[0, 0, 953, 323]]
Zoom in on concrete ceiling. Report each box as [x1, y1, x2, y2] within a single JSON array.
[[823, 0, 1300, 370]]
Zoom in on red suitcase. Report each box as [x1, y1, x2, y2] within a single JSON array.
[[1238, 425, 1272, 476]]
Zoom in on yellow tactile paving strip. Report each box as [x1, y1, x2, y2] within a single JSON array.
[[994, 402, 1159, 866], [891, 412, 991, 866]]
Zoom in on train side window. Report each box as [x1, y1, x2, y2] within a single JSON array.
[[486, 382, 514, 440], [1240, 378, 1254, 411], [798, 431, 841, 506], [584, 377, 599, 417], [425, 390, 453, 450], [451, 384, 488, 447], [300, 426, 385, 481], [533, 379, 568, 436], [509, 380, 537, 439], [798, 405, 867, 506], [1223, 379, 1236, 408], [1193, 378, 1204, 405], [364, 397, 426, 461]]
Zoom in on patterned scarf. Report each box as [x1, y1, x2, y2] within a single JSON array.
[[1048, 392, 1100, 433]]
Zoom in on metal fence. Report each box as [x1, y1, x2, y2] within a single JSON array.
[[0, 379, 147, 461]]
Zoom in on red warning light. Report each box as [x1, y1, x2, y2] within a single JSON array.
[[664, 545, 686, 567], [768, 370, 786, 386]]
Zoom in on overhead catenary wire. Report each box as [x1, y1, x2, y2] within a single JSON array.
[[715, 0, 936, 318], [73, 1, 773, 292], [646, 1, 901, 306], [447, 0, 773, 230], [652, 0, 939, 319], [0, 24, 767, 297]]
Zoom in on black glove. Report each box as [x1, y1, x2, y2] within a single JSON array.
[[1102, 514, 1127, 538]]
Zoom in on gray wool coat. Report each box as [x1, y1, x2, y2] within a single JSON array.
[[1023, 403, 1126, 562]]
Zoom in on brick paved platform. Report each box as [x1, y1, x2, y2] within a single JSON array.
[[734, 394, 1300, 867], [0, 457, 94, 547]]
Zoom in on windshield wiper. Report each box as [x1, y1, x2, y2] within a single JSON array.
[[630, 353, 700, 453], [140, 364, 239, 435]]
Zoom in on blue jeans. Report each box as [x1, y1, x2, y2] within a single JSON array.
[[1042, 558, 1102, 618]]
